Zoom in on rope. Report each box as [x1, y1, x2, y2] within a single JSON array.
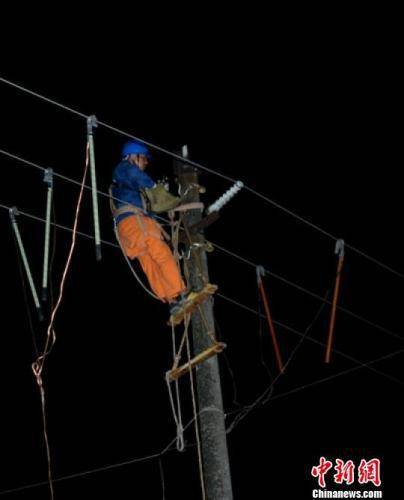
[[166, 320, 185, 452], [184, 313, 206, 500], [31, 142, 90, 500], [158, 458, 166, 500], [196, 304, 219, 345], [168, 210, 182, 266], [167, 215, 206, 498]]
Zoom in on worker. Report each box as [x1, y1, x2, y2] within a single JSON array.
[[110, 140, 190, 313]]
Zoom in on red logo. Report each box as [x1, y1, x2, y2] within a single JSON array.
[[311, 457, 333, 488], [358, 458, 381, 487], [334, 459, 355, 485], [311, 457, 381, 488]]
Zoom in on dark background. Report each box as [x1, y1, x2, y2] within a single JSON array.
[[0, 23, 402, 499]]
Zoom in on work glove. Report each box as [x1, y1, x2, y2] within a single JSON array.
[[144, 184, 181, 213]]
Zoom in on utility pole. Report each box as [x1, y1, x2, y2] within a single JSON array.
[[175, 147, 233, 500]]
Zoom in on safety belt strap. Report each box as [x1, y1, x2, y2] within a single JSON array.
[[169, 202, 204, 212]]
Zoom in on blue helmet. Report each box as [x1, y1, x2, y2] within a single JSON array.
[[121, 140, 152, 158]]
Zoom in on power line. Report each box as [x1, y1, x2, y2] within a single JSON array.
[[272, 348, 403, 398], [0, 450, 164, 496], [1, 76, 404, 280], [0, 201, 400, 388], [216, 292, 403, 386], [1, 199, 402, 492], [1, 345, 401, 497], [0, 77, 88, 120], [225, 348, 404, 423], [242, 185, 404, 279], [0, 147, 402, 342], [0, 406, 218, 496], [0, 77, 235, 184], [0, 148, 165, 224], [226, 288, 331, 434], [0, 147, 174, 230], [1, 199, 402, 361], [212, 242, 403, 341]]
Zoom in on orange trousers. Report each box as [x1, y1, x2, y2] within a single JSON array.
[[117, 214, 185, 302]]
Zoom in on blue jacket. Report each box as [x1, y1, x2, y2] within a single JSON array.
[[111, 160, 155, 223]]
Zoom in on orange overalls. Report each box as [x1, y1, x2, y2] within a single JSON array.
[[117, 213, 186, 302]]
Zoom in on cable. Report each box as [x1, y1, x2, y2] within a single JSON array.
[[0, 201, 400, 386], [226, 289, 330, 434], [0, 405, 221, 497], [215, 319, 242, 408], [0, 77, 88, 119], [225, 348, 404, 422], [0, 79, 235, 184], [1, 77, 404, 279], [0, 270, 400, 499], [3, 342, 394, 498], [158, 458, 166, 500], [32, 144, 89, 500], [0, 148, 164, 222]]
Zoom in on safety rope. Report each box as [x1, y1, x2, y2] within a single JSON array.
[[166, 212, 206, 498], [165, 212, 188, 451], [112, 220, 160, 301], [165, 320, 185, 452], [31, 142, 90, 500], [168, 210, 182, 266], [184, 313, 206, 500], [109, 183, 162, 301]]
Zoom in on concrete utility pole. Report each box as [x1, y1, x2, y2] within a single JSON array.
[[175, 147, 233, 500]]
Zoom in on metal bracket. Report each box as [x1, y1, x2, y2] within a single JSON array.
[[189, 211, 220, 233], [182, 241, 213, 260], [335, 239, 345, 258], [256, 265, 266, 283], [43, 168, 53, 186], [9, 206, 19, 221], [87, 114, 98, 135]]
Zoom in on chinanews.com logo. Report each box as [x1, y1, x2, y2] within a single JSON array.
[[310, 457, 383, 498]]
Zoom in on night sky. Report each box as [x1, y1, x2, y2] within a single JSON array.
[[1, 31, 402, 499]]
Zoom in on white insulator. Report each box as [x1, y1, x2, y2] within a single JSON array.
[[207, 181, 244, 214]]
